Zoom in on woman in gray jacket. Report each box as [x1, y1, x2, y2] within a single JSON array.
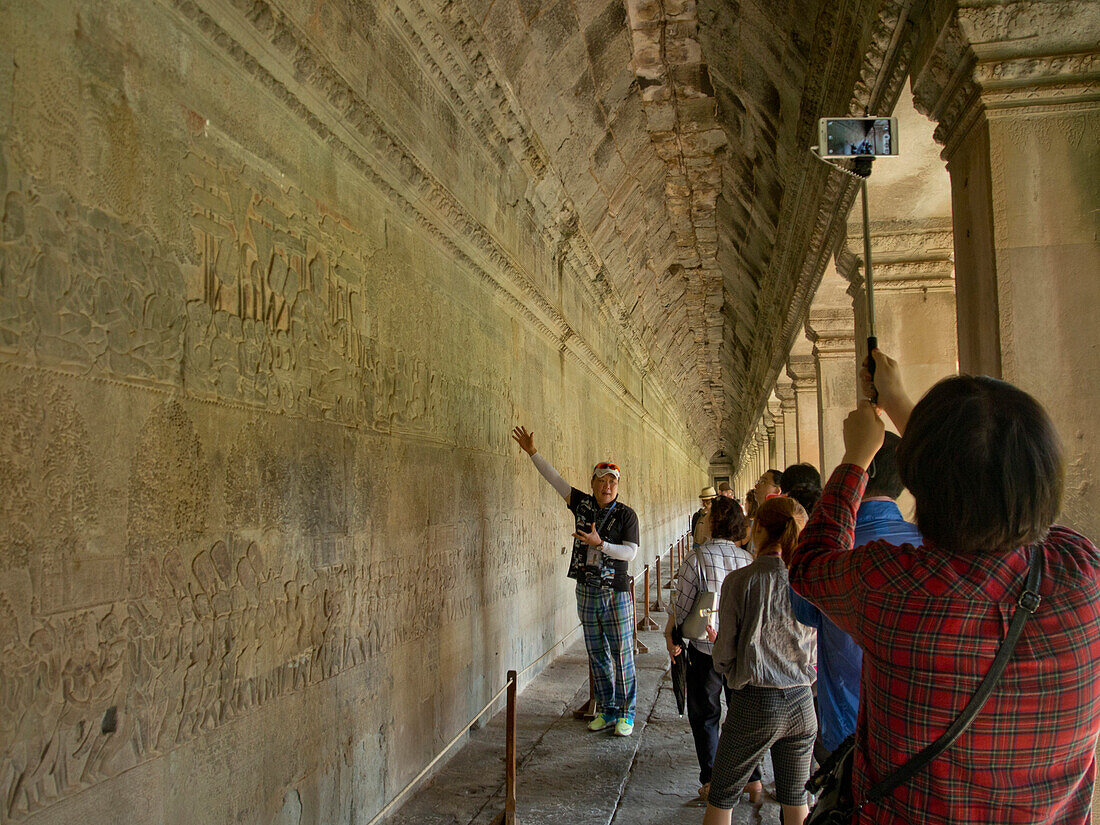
[[703, 496, 817, 825]]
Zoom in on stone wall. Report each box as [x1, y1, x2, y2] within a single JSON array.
[[0, 2, 706, 823]]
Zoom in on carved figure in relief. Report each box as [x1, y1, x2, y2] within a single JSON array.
[[512, 425, 641, 736]]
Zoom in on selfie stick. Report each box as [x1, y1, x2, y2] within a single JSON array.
[[812, 123, 886, 404], [855, 155, 878, 404]]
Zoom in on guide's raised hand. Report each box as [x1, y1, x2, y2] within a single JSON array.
[[511, 425, 537, 455]]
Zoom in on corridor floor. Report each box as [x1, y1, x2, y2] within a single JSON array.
[[387, 583, 787, 825]]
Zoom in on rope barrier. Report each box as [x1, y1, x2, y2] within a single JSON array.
[[366, 623, 582, 825], [365, 680, 513, 825], [366, 535, 689, 824], [517, 623, 582, 680]]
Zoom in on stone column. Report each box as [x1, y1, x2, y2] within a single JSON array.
[[752, 430, 763, 480], [775, 380, 798, 470], [787, 354, 820, 470], [911, 1, 1100, 539], [768, 397, 785, 470], [840, 219, 959, 402], [762, 413, 776, 469], [807, 309, 858, 475]]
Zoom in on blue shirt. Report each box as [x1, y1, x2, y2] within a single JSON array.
[[790, 499, 923, 751]]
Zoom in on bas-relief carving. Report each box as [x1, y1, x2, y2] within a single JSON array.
[[0, 394, 552, 822], [0, 7, 717, 822], [0, 144, 514, 456]]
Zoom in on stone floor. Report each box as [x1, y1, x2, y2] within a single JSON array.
[[387, 586, 785, 825]]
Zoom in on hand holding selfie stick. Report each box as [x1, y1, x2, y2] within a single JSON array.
[[854, 154, 879, 405]]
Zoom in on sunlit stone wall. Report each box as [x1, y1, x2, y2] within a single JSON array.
[[0, 2, 707, 822]]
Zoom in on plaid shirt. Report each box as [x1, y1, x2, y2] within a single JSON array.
[[790, 463, 1100, 824], [671, 538, 754, 655]]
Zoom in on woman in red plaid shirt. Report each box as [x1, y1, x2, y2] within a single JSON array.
[[789, 351, 1100, 824]]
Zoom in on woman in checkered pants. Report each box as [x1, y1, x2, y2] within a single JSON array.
[[704, 496, 819, 825]]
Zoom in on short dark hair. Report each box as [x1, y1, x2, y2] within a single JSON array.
[[709, 495, 748, 542], [865, 432, 904, 499], [780, 463, 822, 514], [897, 375, 1063, 555], [765, 469, 783, 486]]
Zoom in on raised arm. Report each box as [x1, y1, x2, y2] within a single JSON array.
[[788, 403, 883, 638], [512, 425, 570, 501]]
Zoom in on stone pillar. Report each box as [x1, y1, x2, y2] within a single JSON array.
[[787, 354, 820, 470], [911, 1, 1100, 539], [762, 413, 775, 469], [775, 380, 798, 470], [768, 397, 785, 470], [807, 309, 858, 475], [840, 219, 959, 402]]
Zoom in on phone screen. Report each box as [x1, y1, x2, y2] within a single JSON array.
[[820, 117, 899, 157]]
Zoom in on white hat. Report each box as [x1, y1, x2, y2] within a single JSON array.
[[592, 461, 620, 479]]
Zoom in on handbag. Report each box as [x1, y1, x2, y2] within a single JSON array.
[[805, 547, 1043, 824], [679, 544, 718, 641]]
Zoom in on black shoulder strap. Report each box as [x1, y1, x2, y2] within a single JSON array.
[[693, 543, 709, 591], [864, 547, 1043, 806]]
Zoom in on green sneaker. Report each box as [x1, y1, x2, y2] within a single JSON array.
[[613, 717, 634, 736], [587, 712, 616, 732]]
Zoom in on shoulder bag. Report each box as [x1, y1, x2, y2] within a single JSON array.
[[805, 547, 1043, 824], [679, 543, 718, 641]]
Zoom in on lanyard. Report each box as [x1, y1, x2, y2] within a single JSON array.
[[593, 500, 617, 536]]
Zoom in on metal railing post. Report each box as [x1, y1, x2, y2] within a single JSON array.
[[504, 671, 517, 824], [630, 575, 648, 653], [651, 556, 664, 610], [572, 667, 597, 719], [637, 564, 658, 630]]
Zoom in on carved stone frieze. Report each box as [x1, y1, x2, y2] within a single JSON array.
[[911, 0, 1100, 157]]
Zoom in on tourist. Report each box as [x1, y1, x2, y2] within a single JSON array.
[[512, 425, 640, 736], [788, 432, 922, 754], [779, 463, 821, 515], [789, 351, 1100, 823], [704, 496, 818, 825], [664, 496, 758, 804], [753, 469, 783, 502], [692, 486, 717, 547]]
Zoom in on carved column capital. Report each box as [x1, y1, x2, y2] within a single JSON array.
[[775, 383, 797, 414], [806, 308, 856, 361], [786, 354, 817, 390], [910, 0, 1100, 159]]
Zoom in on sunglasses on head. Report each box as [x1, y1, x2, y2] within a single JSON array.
[[594, 462, 620, 472]]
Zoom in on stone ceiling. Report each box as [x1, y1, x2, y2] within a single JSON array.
[[419, 0, 917, 459]]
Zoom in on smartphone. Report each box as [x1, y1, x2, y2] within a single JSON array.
[[818, 117, 899, 157]]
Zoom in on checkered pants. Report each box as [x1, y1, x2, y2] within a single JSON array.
[[576, 582, 637, 719], [707, 684, 816, 808]]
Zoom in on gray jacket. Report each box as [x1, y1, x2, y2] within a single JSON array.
[[712, 555, 817, 690]]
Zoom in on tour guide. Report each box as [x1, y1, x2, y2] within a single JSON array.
[[512, 425, 640, 736]]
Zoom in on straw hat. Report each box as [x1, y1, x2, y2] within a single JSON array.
[[699, 486, 717, 500]]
